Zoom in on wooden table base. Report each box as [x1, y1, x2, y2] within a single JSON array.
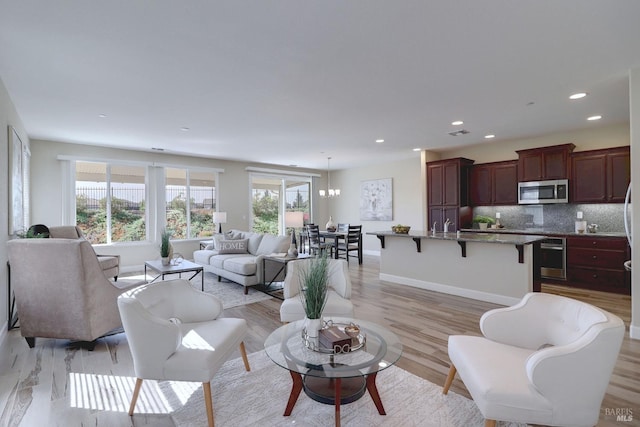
[[284, 371, 385, 427]]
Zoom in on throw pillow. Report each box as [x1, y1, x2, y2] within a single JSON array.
[[212, 231, 236, 249], [218, 238, 249, 254]]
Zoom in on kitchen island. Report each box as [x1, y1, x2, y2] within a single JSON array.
[[368, 231, 546, 306]]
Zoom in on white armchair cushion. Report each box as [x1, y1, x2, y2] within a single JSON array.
[[118, 279, 248, 382]]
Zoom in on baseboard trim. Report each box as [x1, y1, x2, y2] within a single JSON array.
[[630, 324, 640, 340], [379, 273, 520, 307]]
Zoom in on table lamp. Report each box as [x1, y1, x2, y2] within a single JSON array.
[[213, 212, 227, 233], [285, 211, 304, 257]]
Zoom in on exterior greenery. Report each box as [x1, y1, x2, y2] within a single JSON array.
[[298, 255, 329, 319]]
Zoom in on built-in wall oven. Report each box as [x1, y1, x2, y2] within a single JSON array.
[[540, 237, 566, 280]]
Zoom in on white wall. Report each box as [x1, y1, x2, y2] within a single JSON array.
[[329, 156, 424, 255], [630, 68, 639, 339], [0, 77, 29, 335]]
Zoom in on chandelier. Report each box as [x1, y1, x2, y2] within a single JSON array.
[[319, 157, 340, 198]]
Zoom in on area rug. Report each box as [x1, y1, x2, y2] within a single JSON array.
[[122, 271, 272, 308], [154, 351, 527, 427]]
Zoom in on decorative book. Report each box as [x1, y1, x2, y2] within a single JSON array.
[[318, 326, 351, 353]]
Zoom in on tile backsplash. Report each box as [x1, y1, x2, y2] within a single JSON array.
[[473, 204, 627, 233]]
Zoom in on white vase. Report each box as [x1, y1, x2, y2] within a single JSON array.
[[479, 222, 488, 230], [161, 256, 171, 266], [305, 317, 322, 340], [326, 216, 336, 231]]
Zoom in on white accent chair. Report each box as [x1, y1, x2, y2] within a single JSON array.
[[117, 279, 251, 427], [279, 258, 354, 323], [442, 292, 625, 427]]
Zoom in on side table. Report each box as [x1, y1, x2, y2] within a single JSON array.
[[262, 253, 311, 289], [144, 259, 205, 291]]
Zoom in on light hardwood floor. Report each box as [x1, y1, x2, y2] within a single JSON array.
[[1, 255, 638, 426]]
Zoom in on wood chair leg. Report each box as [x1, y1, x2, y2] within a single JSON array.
[[485, 419, 496, 427], [128, 378, 143, 416], [203, 382, 215, 427], [442, 364, 457, 395], [239, 341, 251, 371]]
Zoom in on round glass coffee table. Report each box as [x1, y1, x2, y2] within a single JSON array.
[[264, 317, 402, 426]]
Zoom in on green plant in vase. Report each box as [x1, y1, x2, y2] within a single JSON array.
[[299, 254, 329, 341], [160, 228, 173, 265], [473, 215, 496, 230]]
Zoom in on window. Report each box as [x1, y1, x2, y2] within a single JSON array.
[[75, 161, 146, 244], [250, 174, 311, 235], [165, 168, 216, 239]]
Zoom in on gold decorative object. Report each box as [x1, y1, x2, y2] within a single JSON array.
[[391, 225, 410, 234]]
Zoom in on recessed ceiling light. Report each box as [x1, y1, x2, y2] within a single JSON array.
[[587, 115, 602, 121], [412, 148, 421, 152], [98, 114, 107, 118], [484, 134, 495, 139], [180, 127, 190, 132], [375, 139, 384, 143], [569, 92, 588, 100], [451, 120, 464, 126]]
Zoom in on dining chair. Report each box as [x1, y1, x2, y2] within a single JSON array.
[[334, 224, 363, 264], [307, 224, 330, 256]]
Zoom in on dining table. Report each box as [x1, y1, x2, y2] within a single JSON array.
[[319, 230, 347, 259]]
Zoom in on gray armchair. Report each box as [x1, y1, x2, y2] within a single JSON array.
[[7, 238, 140, 349], [48, 225, 120, 281]]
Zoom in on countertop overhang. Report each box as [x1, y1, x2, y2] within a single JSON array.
[[368, 230, 545, 264], [368, 230, 546, 245]]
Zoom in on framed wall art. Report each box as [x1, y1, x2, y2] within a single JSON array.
[[360, 178, 392, 221], [8, 126, 24, 235]]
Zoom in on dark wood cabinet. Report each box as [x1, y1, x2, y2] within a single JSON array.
[[427, 158, 474, 231], [516, 143, 575, 182], [470, 160, 518, 206], [566, 236, 630, 294], [571, 146, 630, 203]]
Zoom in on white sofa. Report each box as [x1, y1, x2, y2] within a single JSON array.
[[193, 229, 290, 294]]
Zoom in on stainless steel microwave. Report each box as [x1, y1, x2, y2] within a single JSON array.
[[518, 179, 569, 204]]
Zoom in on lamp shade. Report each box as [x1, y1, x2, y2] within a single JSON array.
[[213, 212, 227, 233], [285, 211, 304, 228], [213, 212, 227, 224]]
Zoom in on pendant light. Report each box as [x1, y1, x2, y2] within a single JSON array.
[[319, 157, 340, 198]]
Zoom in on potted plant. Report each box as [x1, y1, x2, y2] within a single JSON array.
[[160, 229, 173, 265], [299, 254, 329, 340], [473, 215, 496, 230]]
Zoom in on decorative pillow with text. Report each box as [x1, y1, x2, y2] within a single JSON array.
[[218, 239, 249, 254]]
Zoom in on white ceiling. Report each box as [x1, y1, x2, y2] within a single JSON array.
[[1, 1, 639, 170]]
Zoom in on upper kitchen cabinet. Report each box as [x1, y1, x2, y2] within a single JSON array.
[[470, 160, 518, 206], [427, 158, 474, 231], [516, 143, 575, 182], [571, 146, 630, 203]]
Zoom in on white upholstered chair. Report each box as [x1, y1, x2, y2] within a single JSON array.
[[117, 279, 250, 427], [279, 258, 354, 322], [442, 292, 625, 427]]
